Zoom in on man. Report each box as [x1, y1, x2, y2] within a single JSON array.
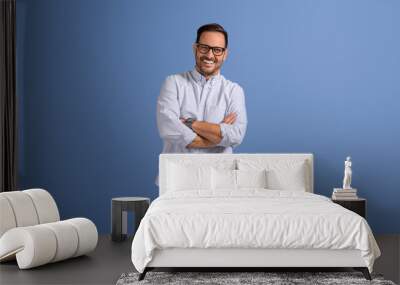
[[157, 23, 247, 158]]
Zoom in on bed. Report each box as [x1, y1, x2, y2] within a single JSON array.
[[131, 153, 380, 280]]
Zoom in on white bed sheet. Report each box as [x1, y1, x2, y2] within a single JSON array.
[[131, 189, 380, 273]]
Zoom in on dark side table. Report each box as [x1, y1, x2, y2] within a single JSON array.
[[111, 197, 150, 242], [332, 198, 366, 218]]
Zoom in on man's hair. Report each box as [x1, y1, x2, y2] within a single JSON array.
[[196, 23, 228, 48]]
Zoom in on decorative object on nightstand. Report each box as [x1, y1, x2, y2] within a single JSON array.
[[342, 156, 353, 190], [332, 198, 366, 218], [111, 197, 150, 242], [332, 156, 358, 200], [332, 188, 358, 200]]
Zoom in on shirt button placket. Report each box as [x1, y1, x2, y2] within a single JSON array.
[[198, 80, 207, 110]]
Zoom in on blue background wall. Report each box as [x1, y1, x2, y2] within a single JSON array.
[[16, 0, 400, 234]]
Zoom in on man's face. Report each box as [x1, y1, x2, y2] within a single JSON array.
[[193, 31, 228, 78]]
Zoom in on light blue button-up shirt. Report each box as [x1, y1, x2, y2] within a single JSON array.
[[156, 69, 247, 154]]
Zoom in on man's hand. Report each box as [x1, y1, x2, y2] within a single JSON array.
[[186, 135, 216, 148], [222, 113, 237, 125]]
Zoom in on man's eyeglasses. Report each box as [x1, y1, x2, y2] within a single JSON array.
[[196, 43, 226, 56]]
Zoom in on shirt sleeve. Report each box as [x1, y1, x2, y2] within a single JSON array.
[[217, 84, 248, 148], [156, 76, 197, 147]]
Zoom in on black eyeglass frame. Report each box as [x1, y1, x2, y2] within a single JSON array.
[[196, 43, 226, 56]]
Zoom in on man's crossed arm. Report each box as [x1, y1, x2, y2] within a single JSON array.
[[182, 113, 237, 148], [157, 76, 247, 150]]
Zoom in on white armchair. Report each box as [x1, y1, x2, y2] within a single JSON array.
[[0, 189, 98, 269]]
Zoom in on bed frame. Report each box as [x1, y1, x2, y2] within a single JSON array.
[[139, 154, 371, 280]]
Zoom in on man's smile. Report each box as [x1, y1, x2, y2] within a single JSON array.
[[201, 57, 216, 68]]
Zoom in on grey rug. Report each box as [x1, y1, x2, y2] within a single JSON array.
[[116, 271, 396, 285]]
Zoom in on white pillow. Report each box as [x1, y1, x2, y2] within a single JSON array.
[[238, 159, 308, 191], [211, 168, 236, 190], [266, 165, 307, 191], [237, 169, 268, 189], [167, 162, 211, 191], [211, 169, 268, 190]]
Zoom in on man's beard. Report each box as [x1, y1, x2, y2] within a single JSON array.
[[196, 54, 221, 77], [198, 66, 218, 76]]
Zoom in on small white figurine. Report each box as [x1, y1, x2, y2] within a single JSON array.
[[342, 156, 352, 189]]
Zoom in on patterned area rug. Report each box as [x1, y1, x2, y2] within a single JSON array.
[[116, 271, 396, 285]]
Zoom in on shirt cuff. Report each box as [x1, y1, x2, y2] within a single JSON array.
[[217, 123, 230, 147], [182, 129, 197, 147]]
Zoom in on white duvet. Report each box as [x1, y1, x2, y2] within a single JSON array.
[[131, 189, 380, 273]]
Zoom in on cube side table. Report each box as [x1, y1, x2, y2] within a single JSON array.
[[111, 197, 150, 242]]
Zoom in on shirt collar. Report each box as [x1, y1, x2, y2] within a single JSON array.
[[191, 68, 221, 85]]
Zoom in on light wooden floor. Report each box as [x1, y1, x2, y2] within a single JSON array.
[[0, 235, 399, 285]]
